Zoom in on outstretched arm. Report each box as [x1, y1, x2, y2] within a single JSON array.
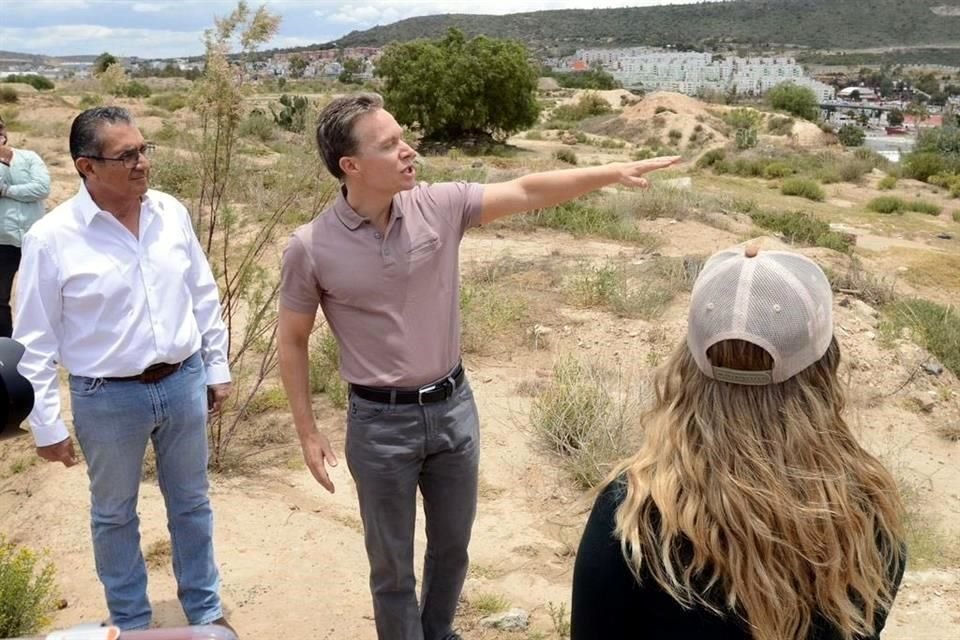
[[479, 156, 681, 225]]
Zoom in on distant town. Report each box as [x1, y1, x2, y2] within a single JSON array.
[[4, 43, 958, 141]]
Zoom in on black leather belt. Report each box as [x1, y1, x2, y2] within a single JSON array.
[[350, 364, 465, 405], [104, 361, 183, 384]]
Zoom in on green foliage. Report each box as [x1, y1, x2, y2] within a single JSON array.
[[766, 83, 818, 121], [376, 28, 539, 141], [309, 329, 347, 409], [288, 55, 308, 79], [120, 81, 152, 98], [330, 0, 960, 52], [238, 110, 278, 142], [882, 299, 960, 377], [887, 108, 904, 127], [750, 210, 851, 252], [554, 148, 578, 165], [338, 58, 364, 85], [0, 537, 58, 638], [270, 94, 309, 133], [0, 87, 16, 104], [148, 92, 189, 112], [696, 148, 725, 169], [878, 175, 898, 190], [722, 108, 762, 130], [734, 127, 758, 150], [667, 128, 683, 143], [2, 74, 54, 91], [544, 68, 620, 90], [78, 94, 104, 109], [763, 162, 794, 179], [913, 126, 960, 159], [867, 196, 906, 214], [837, 124, 866, 147], [549, 92, 612, 124], [908, 199, 942, 216], [903, 152, 951, 182], [93, 52, 118, 75], [767, 115, 795, 136], [780, 178, 825, 201]]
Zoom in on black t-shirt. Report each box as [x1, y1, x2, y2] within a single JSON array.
[[571, 479, 905, 640]]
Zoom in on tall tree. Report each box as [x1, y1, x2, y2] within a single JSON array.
[[376, 28, 539, 141], [93, 52, 118, 75]]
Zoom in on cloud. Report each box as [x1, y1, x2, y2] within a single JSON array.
[[131, 2, 167, 12], [0, 25, 207, 58]]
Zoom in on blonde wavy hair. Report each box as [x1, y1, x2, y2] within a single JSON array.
[[611, 337, 904, 640]]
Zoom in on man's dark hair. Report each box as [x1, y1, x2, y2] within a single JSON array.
[[69, 106, 134, 178], [315, 92, 384, 180]]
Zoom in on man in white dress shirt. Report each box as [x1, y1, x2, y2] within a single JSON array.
[[13, 106, 236, 634]]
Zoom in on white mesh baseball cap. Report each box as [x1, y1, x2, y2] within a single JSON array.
[[686, 247, 833, 385]]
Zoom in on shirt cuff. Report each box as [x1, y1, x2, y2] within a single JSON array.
[[31, 419, 70, 448], [204, 362, 231, 385]]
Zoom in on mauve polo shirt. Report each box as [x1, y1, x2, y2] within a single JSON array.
[[280, 181, 484, 388]]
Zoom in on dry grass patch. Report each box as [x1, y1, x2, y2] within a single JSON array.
[[529, 357, 643, 489]]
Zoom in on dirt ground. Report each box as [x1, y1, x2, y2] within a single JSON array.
[[1, 89, 958, 639]]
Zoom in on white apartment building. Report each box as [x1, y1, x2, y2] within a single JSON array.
[[569, 49, 835, 102]]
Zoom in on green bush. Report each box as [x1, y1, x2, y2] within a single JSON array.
[[722, 108, 762, 130], [867, 196, 906, 214], [750, 210, 851, 252], [696, 148, 725, 169], [554, 148, 578, 165], [121, 81, 151, 98], [766, 83, 818, 120], [2, 74, 54, 91], [550, 92, 612, 123], [781, 178, 825, 201], [838, 159, 871, 183], [763, 162, 794, 179], [667, 128, 683, 142], [767, 116, 795, 136], [271, 94, 309, 133], [78, 94, 104, 109], [238, 111, 278, 143], [903, 152, 950, 182], [908, 199, 942, 215], [878, 175, 898, 190], [837, 124, 866, 147], [148, 92, 188, 112], [0, 537, 58, 638], [0, 87, 17, 104]]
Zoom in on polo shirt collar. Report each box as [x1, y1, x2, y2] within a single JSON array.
[[75, 180, 157, 226], [333, 185, 403, 232]]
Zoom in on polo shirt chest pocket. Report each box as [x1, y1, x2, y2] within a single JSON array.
[[404, 232, 440, 266]]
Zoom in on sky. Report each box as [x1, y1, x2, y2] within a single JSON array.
[[1, 0, 704, 59]]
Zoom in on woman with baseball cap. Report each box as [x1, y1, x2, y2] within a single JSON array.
[[571, 246, 905, 640]]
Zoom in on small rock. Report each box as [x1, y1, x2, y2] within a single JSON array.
[[865, 331, 877, 341], [922, 361, 945, 376], [936, 232, 953, 240], [471, 161, 484, 168], [480, 608, 530, 631], [909, 392, 936, 413]]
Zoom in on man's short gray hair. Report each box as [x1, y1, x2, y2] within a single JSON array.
[[315, 92, 384, 180], [69, 106, 134, 179]]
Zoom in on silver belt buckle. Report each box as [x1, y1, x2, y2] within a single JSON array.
[[418, 383, 438, 406]]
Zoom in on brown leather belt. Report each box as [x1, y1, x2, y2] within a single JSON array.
[[104, 361, 184, 384]]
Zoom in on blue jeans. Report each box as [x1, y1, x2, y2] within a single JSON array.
[[70, 352, 222, 630]]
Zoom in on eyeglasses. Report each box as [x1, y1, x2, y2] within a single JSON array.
[[83, 143, 156, 169]]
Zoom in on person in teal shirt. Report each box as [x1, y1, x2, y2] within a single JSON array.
[[0, 115, 50, 337]]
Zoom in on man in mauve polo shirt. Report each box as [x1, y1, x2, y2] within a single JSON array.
[[277, 92, 680, 640]]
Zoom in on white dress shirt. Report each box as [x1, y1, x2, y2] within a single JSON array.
[[13, 182, 230, 447]]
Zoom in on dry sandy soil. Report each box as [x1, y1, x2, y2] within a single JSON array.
[[1, 89, 958, 639]]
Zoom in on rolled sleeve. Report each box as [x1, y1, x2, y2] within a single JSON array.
[[12, 233, 68, 447]]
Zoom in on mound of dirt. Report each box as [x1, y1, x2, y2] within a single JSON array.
[[581, 91, 729, 151]]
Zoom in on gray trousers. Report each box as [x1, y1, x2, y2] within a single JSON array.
[[345, 379, 480, 640]]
